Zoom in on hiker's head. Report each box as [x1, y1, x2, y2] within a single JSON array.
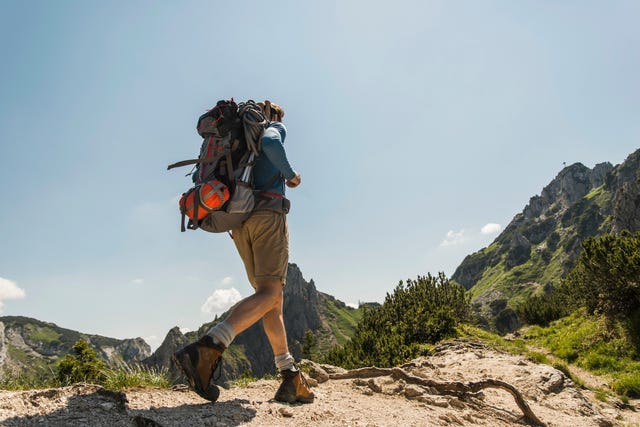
[[259, 100, 285, 122]]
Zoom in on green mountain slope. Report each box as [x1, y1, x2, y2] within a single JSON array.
[[452, 148, 640, 333], [0, 316, 150, 377]]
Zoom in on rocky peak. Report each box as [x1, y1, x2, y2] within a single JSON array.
[[144, 263, 361, 383], [610, 150, 640, 233], [606, 149, 640, 190], [143, 327, 187, 376], [523, 162, 613, 220], [283, 263, 322, 335], [451, 148, 639, 333]]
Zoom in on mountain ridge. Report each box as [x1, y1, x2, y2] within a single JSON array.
[[143, 263, 364, 383], [0, 316, 150, 377], [452, 147, 640, 332], [0, 264, 363, 384]]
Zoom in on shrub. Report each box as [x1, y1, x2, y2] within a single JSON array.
[[515, 290, 570, 326], [56, 340, 106, 385], [102, 364, 170, 391], [55, 340, 171, 391], [562, 231, 640, 319], [301, 330, 318, 360], [324, 273, 470, 369], [611, 372, 640, 398]]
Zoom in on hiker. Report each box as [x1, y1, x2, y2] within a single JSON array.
[[173, 101, 314, 404]]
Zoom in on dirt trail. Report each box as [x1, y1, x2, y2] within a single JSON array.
[[0, 340, 637, 426]]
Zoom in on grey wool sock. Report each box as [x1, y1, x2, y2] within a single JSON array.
[[206, 321, 235, 348], [275, 352, 296, 372]]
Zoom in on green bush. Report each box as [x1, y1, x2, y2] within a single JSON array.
[[562, 231, 640, 319], [583, 352, 622, 371], [611, 372, 640, 398], [56, 340, 106, 385], [515, 290, 570, 326], [324, 273, 470, 369], [301, 330, 319, 360], [54, 339, 171, 391], [527, 351, 549, 365]]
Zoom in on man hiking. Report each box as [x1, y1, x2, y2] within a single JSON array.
[[173, 101, 315, 404]]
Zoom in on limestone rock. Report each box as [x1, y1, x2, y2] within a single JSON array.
[[449, 149, 640, 333]]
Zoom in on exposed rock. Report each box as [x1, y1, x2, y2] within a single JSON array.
[[611, 178, 640, 234], [299, 359, 330, 383], [538, 366, 565, 394], [142, 327, 188, 381], [1, 340, 639, 426], [403, 384, 424, 398], [144, 263, 362, 383], [114, 338, 151, 364], [494, 307, 520, 334], [451, 252, 487, 290], [451, 149, 639, 333], [540, 163, 601, 210], [0, 323, 7, 367], [0, 316, 151, 376], [505, 234, 531, 269]]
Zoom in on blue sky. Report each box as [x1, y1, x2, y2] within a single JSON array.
[[1, 1, 639, 350]]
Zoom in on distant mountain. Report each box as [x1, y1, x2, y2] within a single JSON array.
[[0, 265, 361, 384], [0, 316, 150, 377], [144, 263, 363, 384], [452, 148, 640, 333]]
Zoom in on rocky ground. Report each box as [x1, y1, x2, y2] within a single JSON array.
[[0, 340, 638, 427]]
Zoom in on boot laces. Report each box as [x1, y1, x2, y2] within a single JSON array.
[[211, 355, 223, 382], [299, 371, 311, 389]]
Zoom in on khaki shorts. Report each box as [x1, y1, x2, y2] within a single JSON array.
[[232, 210, 289, 288]]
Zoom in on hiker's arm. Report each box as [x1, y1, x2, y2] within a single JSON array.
[[262, 128, 299, 185]]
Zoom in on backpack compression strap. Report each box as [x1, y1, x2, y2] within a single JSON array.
[[168, 151, 221, 170]]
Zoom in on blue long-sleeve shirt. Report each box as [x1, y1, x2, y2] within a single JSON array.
[[253, 122, 296, 196]]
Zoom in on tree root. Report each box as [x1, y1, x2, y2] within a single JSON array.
[[328, 367, 546, 427]]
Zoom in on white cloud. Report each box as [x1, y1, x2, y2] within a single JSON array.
[[131, 278, 144, 285], [481, 223, 502, 235], [221, 276, 233, 287], [0, 277, 26, 313], [179, 327, 191, 334], [346, 302, 359, 309], [201, 287, 242, 315], [440, 229, 466, 246]]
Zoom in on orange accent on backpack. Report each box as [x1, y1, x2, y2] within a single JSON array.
[[180, 180, 230, 220]]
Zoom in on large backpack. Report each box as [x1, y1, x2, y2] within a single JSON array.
[[167, 99, 269, 232]]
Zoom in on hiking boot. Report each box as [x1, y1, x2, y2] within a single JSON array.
[[274, 369, 315, 404], [172, 335, 225, 402]]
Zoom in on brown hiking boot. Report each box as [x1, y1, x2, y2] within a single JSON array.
[[274, 369, 315, 404], [172, 335, 225, 402]]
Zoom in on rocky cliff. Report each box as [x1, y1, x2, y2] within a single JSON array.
[[452, 148, 640, 333], [144, 263, 362, 384], [0, 316, 150, 377]]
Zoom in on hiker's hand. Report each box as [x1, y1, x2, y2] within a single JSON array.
[[286, 173, 301, 188]]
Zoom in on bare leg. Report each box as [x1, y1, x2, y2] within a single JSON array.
[[224, 278, 284, 341], [262, 295, 289, 356]]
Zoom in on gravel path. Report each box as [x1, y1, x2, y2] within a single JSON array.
[[0, 341, 637, 426]]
